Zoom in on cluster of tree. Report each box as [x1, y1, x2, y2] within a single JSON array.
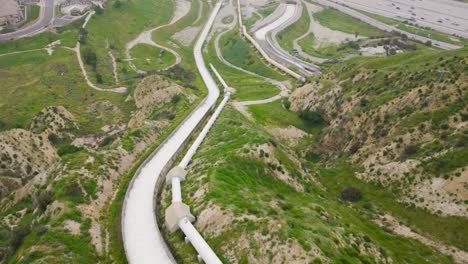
[[0, 190, 54, 261], [78, 28, 88, 44], [113, 0, 122, 8], [298, 110, 324, 125], [161, 65, 196, 83], [81, 42, 102, 82], [94, 5, 104, 15], [337, 41, 360, 51]]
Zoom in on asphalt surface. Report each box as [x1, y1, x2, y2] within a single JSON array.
[[121, 2, 222, 264], [314, 0, 462, 50], [0, 0, 55, 41], [254, 3, 321, 76], [328, 0, 468, 39]]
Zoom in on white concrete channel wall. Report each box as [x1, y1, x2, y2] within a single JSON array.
[[168, 88, 231, 264], [122, 2, 224, 263], [236, 0, 305, 81]]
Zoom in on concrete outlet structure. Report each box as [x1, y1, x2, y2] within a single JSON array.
[[165, 166, 187, 185], [165, 202, 195, 233], [165, 166, 194, 233]]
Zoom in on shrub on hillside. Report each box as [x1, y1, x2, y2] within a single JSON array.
[[83, 48, 97, 68], [161, 65, 196, 83], [340, 187, 363, 202], [78, 28, 88, 44], [33, 191, 53, 212], [64, 181, 83, 197], [282, 99, 291, 110], [57, 145, 81, 156], [171, 94, 181, 104], [113, 0, 121, 8], [299, 110, 323, 124], [94, 6, 103, 15], [96, 73, 103, 84], [47, 133, 59, 144], [400, 144, 418, 160], [9, 224, 31, 251]]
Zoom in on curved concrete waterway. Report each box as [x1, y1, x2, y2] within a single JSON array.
[[121, 2, 222, 263]]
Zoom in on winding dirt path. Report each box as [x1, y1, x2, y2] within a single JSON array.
[[125, 0, 191, 74], [108, 51, 119, 84], [69, 42, 127, 93], [0, 48, 45, 57], [106, 39, 119, 84], [68, 11, 127, 93]]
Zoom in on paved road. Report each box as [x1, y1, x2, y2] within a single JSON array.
[[121, 2, 222, 264], [313, 0, 461, 50], [254, 3, 321, 76], [0, 0, 55, 41], [329, 0, 468, 39]]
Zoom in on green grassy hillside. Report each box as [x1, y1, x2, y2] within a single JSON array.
[[290, 47, 468, 251], [161, 106, 457, 263]]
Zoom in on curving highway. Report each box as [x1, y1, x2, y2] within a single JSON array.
[[0, 0, 55, 41], [313, 0, 461, 50], [121, 2, 222, 263], [327, 0, 468, 39]]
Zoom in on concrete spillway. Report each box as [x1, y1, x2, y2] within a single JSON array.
[[254, 4, 296, 41]]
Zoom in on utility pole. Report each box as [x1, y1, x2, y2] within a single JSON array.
[[426, 69, 449, 111]]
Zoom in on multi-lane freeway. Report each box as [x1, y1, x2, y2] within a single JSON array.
[[0, 0, 55, 41], [328, 0, 468, 39], [314, 0, 461, 50]]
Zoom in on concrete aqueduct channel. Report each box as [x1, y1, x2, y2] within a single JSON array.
[[122, 2, 224, 263]]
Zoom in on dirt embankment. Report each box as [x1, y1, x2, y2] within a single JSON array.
[[289, 61, 468, 217], [128, 74, 184, 128], [0, 74, 197, 258], [0, 106, 77, 198]]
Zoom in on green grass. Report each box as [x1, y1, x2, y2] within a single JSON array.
[[82, 0, 175, 86], [0, 48, 133, 133], [130, 44, 176, 71], [24, 5, 40, 25], [164, 106, 456, 263], [0, 0, 210, 262], [314, 8, 385, 37], [248, 101, 324, 134], [278, 6, 375, 60], [204, 30, 282, 101], [148, 0, 213, 91], [0, 24, 79, 54], [219, 30, 288, 81], [106, 95, 204, 263], [318, 163, 468, 252], [298, 33, 359, 59], [295, 45, 468, 251], [180, 9, 295, 102], [244, 5, 278, 29], [276, 6, 309, 54]]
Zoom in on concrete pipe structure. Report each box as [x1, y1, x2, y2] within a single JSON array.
[[166, 66, 232, 262], [179, 217, 223, 264]]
